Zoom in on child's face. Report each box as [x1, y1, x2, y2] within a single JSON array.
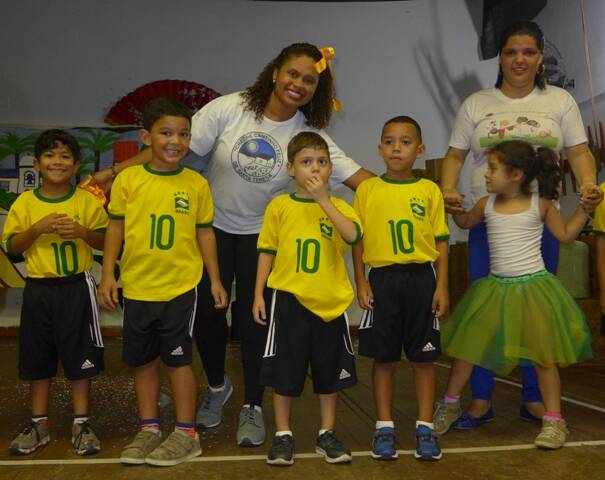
[[141, 115, 191, 171], [485, 154, 520, 193], [378, 122, 425, 179], [287, 146, 332, 190], [34, 143, 79, 186], [272, 55, 320, 112]]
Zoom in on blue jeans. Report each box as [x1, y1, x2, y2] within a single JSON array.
[[467, 222, 559, 403]]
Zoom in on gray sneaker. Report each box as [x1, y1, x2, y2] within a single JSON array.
[[120, 430, 162, 465], [9, 421, 50, 455], [433, 400, 462, 435], [237, 405, 266, 446], [72, 421, 101, 455], [145, 430, 202, 467], [535, 418, 569, 449], [196, 375, 233, 428]]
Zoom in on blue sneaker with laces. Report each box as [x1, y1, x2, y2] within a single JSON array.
[[371, 426, 398, 460], [414, 425, 441, 461]]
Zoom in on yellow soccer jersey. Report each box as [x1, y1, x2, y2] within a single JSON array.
[[257, 193, 362, 321], [354, 176, 449, 267], [593, 183, 605, 235], [2, 187, 108, 278], [108, 164, 214, 301]]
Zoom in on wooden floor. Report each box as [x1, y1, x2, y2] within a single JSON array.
[[1, 337, 605, 480]]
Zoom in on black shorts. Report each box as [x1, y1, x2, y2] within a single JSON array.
[[260, 290, 357, 397], [19, 272, 104, 381], [122, 288, 197, 367], [358, 263, 440, 363]]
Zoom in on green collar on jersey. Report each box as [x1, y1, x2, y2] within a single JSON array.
[[380, 174, 421, 185], [34, 185, 76, 203], [290, 193, 317, 203], [144, 163, 184, 176]]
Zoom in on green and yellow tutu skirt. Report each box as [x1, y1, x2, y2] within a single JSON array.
[[442, 270, 592, 375]]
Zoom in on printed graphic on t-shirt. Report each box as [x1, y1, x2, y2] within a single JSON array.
[[478, 113, 559, 149], [231, 132, 284, 183]]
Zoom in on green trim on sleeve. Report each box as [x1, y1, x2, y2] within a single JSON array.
[[6, 235, 16, 256], [257, 248, 277, 255], [196, 222, 214, 228], [93, 228, 107, 233], [108, 213, 125, 220], [593, 230, 605, 236], [435, 235, 450, 241], [344, 222, 363, 245]]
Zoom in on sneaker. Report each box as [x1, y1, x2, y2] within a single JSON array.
[[145, 430, 202, 467], [452, 407, 495, 430], [72, 421, 101, 455], [9, 421, 50, 455], [371, 426, 398, 460], [196, 375, 233, 428], [315, 430, 352, 464], [433, 400, 462, 435], [120, 430, 163, 465], [534, 418, 569, 450], [414, 425, 442, 461], [266, 434, 294, 466], [237, 405, 265, 446]]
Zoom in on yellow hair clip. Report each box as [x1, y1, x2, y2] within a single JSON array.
[[314, 47, 335, 74]]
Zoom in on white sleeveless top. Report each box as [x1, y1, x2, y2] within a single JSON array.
[[485, 193, 545, 277]]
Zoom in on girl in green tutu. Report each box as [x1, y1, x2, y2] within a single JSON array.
[[435, 140, 593, 450]]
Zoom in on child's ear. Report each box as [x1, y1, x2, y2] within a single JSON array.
[[416, 143, 427, 158], [286, 161, 295, 177], [140, 129, 152, 146], [74, 161, 81, 173], [33, 158, 40, 172]]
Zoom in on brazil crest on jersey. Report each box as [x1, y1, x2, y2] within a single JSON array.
[[2, 187, 108, 278], [257, 193, 362, 321], [108, 164, 214, 301], [354, 176, 449, 267]]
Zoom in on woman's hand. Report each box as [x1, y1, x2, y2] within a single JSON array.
[[442, 189, 466, 215]]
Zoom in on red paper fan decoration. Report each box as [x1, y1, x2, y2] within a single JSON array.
[[104, 80, 221, 126]]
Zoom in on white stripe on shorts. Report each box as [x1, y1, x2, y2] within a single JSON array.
[[263, 290, 277, 358], [343, 311, 354, 356], [84, 271, 104, 348], [358, 308, 373, 330], [188, 286, 198, 337]]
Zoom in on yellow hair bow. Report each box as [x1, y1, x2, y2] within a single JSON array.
[[314, 46, 342, 112]]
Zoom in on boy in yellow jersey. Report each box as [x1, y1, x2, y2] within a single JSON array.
[[4, 130, 108, 456], [253, 131, 362, 467], [97, 98, 228, 467], [594, 182, 605, 335], [353, 116, 449, 461]]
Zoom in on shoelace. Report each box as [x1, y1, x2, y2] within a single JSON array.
[[73, 422, 94, 447], [320, 432, 344, 449], [375, 431, 395, 444], [14, 422, 43, 441], [243, 407, 260, 425]]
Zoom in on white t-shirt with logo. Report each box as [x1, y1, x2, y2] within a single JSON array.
[[189, 92, 361, 234], [449, 86, 587, 204]]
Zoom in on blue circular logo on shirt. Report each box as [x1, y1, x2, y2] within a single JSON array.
[[231, 132, 283, 183]]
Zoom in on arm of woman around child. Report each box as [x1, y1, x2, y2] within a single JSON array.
[[451, 196, 488, 230], [541, 198, 591, 243]]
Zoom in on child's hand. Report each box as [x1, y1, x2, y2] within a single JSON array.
[[306, 176, 329, 202], [432, 286, 449, 319], [210, 281, 229, 309], [252, 295, 267, 325], [54, 217, 85, 239], [442, 190, 466, 215], [34, 213, 69, 235], [356, 279, 374, 310], [97, 277, 119, 310], [580, 183, 603, 209]]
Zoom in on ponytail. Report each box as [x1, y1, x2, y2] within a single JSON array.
[[535, 147, 561, 200]]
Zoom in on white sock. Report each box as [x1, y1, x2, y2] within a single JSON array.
[[416, 420, 434, 429], [275, 430, 293, 437], [318, 429, 331, 436], [376, 420, 395, 430], [73, 416, 90, 425]]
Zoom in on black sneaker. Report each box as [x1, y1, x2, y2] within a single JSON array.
[[266, 434, 294, 466], [315, 430, 352, 464]]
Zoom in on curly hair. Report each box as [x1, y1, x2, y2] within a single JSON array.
[[240, 43, 335, 129], [489, 140, 561, 200], [495, 21, 546, 90]]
